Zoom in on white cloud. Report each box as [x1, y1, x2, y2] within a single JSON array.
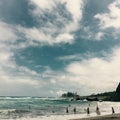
[[4, 77, 40, 86], [0, 22, 16, 68], [95, 32, 104, 40], [95, 0, 120, 29], [0, 21, 47, 96], [60, 0, 83, 32], [50, 79, 56, 84], [79, 26, 105, 41], [42, 48, 120, 95], [0, 61, 47, 96], [58, 54, 80, 61], [17, 26, 74, 45], [0, 48, 13, 63], [1, 19, 119, 96], [30, 0, 55, 14], [64, 48, 120, 93], [56, 90, 67, 96], [0, 0, 84, 47], [61, 0, 83, 21], [26, 0, 84, 45], [17, 26, 52, 45], [55, 33, 74, 44], [19, 66, 38, 76], [1, 1, 120, 96], [0, 21, 17, 42], [0, 0, 84, 48]]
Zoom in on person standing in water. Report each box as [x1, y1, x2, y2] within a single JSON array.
[[87, 107, 90, 115], [29, 105, 31, 110], [73, 107, 76, 114], [66, 107, 69, 113], [112, 107, 115, 115], [96, 106, 101, 115]]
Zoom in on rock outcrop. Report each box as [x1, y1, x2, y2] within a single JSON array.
[[113, 82, 120, 101]]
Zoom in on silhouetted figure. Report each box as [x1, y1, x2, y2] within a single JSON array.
[[87, 107, 90, 115], [52, 110, 55, 113], [96, 106, 101, 115], [29, 106, 31, 110], [112, 107, 115, 114], [66, 107, 69, 113], [73, 107, 76, 114]]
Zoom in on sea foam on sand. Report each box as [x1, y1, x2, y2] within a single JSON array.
[[8, 112, 112, 120]]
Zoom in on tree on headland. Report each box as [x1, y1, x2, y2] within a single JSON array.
[[61, 92, 80, 98]]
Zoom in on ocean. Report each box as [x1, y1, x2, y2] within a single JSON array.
[[0, 96, 120, 120]]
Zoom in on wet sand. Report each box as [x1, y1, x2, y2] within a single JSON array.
[[70, 113, 120, 120]]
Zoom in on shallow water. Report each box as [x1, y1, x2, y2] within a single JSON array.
[[0, 96, 120, 120]]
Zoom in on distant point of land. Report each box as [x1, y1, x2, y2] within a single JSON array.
[[61, 83, 120, 102]]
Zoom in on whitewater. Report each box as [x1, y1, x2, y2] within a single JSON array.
[[0, 96, 120, 120]]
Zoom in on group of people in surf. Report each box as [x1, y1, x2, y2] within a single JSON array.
[[66, 105, 115, 115], [86, 106, 115, 116], [66, 107, 76, 114], [86, 106, 101, 115]]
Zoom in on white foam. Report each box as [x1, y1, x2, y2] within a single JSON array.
[[1, 101, 120, 120], [7, 113, 107, 120]]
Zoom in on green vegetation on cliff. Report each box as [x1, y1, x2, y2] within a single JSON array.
[[87, 91, 115, 101], [62, 92, 80, 98], [61, 83, 120, 101]]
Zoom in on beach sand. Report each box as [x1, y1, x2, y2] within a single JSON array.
[[70, 113, 120, 120]]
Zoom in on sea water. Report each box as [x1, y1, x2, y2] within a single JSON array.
[[0, 96, 120, 120]]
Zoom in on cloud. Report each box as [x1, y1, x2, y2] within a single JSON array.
[[61, 0, 83, 21], [64, 48, 120, 94], [25, 0, 84, 45], [60, 0, 83, 32], [0, 21, 17, 42], [1, 0, 120, 96], [17, 26, 52, 45], [0, 21, 16, 68], [43, 48, 120, 95], [0, 60, 47, 96], [79, 26, 105, 41], [50, 79, 56, 84], [0, 0, 84, 47], [56, 90, 67, 96], [95, 32, 104, 40], [95, 0, 120, 29], [57, 53, 92, 61], [55, 33, 74, 44], [29, 0, 55, 12], [79, 0, 120, 41], [0, 21, 47, 96]]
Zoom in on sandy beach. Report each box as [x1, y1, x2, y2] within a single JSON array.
[[71, 113, 120, 120]]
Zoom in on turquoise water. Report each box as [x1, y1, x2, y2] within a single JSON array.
[[0, 96, 95, 119], [0, 97, 120, 119]]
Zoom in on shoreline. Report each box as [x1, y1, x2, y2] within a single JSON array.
[[70, 113, 120, 120]]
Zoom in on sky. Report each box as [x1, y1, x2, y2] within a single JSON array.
[[0, 0, 120, 97]]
